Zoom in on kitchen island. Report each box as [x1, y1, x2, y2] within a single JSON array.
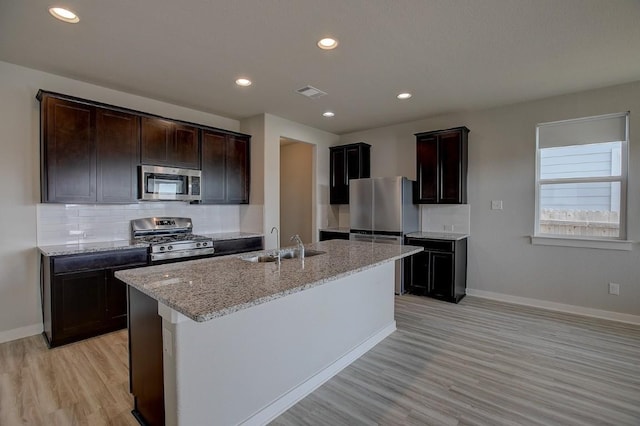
[[115, 239, 422, 425]]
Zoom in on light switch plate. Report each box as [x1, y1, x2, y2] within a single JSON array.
[[491, 200, 503, 210]]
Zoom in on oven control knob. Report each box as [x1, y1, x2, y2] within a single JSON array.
[[202, 242, 208, 247], [167, 245, 173, 251], [159, 246, 166, 251], [196, 242, 201, 248]]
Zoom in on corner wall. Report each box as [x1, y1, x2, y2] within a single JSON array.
[[251, 114, 339, 249], [340, 81, 640, 317]]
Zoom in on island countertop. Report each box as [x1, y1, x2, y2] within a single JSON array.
[[115, 239, 422, 322]]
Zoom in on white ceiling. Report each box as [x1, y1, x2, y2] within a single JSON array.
[[1, 1, 639, 134]]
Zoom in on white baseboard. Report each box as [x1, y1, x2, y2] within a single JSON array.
[[466, 289, 640, 325], [241, 321, 397, 426], [0, 323, 43, 344]]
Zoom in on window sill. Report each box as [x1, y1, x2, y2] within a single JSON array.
[[530, 235, 634, 251]]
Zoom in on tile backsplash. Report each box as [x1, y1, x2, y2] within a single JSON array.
[[37, 202, 242, 245], [420, 204, 470, 234]]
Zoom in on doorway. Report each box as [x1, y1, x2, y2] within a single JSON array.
[[280, 138, 314, 244]]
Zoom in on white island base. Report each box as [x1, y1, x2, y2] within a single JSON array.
[[158, 261, 395, 425]]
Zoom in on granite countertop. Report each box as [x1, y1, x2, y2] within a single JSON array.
[[319, 227, 350, 233], [38, 240, 149, 257], [405, 231, 469, 241], [115, 239, 422, 322], [38, 232, 264, 257]]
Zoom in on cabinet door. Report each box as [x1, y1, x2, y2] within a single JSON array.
[[416, 135, 438, 203], [53, 270, 106, 341], [438, 131, 462, 203], [141, 117, 173, 165], [105, 269, 128, 325], [330, 148, 347, 204], [201, 130, 226, 203], [429, 252, 454, 299], [129, 287, 165, 426], [408, 250, 430, 295], [43, 98, 96, 203], [96, 108, 140, 203], [346, 146, 362, 180], [226, 135, 250, 203], [172, 124, 199, 169]]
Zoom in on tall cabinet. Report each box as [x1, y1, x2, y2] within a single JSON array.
[[329, 142, 371, 204], [415, 127, 469, 204], [39, 94, 141, 204], [200, 130, 250, 204]]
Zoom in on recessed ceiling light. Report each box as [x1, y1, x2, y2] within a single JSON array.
[[317, 38, 338, 50], [49, 7, 80, 23], [235, 78, 252, 87], [397, 92, 412, 100], [323, 111, 335, 118]]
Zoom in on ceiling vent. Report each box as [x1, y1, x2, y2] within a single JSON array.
[[296, 85, 327, 99]]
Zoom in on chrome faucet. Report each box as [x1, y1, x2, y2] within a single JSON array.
[[290, 234, 305, 260], [270, 226, 281, 263]]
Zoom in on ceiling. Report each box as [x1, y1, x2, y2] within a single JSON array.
[[1, 1, 639, 135]]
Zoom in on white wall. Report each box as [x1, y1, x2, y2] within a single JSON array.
[[340, 81, 640, 316], [0, 60, 241, 341], [248, 114, 339, 249], [280, 142, 313, 244]]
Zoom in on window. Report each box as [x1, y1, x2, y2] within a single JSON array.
[[535, 112, 629, 241]]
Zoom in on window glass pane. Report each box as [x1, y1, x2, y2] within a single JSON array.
[[539, 182, 620, 238], [540, 142, 621, 179]]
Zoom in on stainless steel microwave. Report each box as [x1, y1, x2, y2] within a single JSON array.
[[139, 165, 201, 201]]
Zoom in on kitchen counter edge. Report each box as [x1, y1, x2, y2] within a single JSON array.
[[38, 232, 264, 257], [115, 240, 423, 323]]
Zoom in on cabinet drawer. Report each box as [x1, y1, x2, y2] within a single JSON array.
[[52, 248, 149, 274], [214, 237, 263, 256], [406, 238, 454, 253], [319, 231, 350, 241]]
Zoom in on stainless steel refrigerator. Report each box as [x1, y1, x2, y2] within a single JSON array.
[[349, 176, 419, 294]]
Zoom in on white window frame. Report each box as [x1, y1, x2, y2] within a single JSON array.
[[532, 112, 632, 251]]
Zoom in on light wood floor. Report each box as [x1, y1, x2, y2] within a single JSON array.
[[272, 296, 640, 426], [0, 329, 137, 425], [1, 296, 638, 425]]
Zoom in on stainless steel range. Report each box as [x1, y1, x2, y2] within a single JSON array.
[[131, 217, 215, 262]]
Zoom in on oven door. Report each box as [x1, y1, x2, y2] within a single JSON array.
[[139, 165, 201, 201]]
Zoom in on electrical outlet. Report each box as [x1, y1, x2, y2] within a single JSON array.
[[491, 200, 503, 210], [608, 283, 620, 296]]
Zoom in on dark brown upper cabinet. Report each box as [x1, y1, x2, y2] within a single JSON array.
[[39, 93, 140, 204], [329, 142, 371, 204], [200, 129, 250, 204], [96, 109, 140, 203], [141, 117, 199, 169], [38, 90, 252, 205], [415, 127, 469, 204]]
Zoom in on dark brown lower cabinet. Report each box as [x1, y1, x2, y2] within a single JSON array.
[[128, 286, 165, 426], [319, 230, 350, 241], [41, 248, 149, 348], [405, 237, 467, 303]]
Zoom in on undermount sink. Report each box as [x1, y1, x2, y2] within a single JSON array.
[[241, 248, 326, 263]]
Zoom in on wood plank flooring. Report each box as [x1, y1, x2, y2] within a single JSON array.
[[0, 296, 638, 425], [0, 329, 137, 425], [271, 296, 640, 426]]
